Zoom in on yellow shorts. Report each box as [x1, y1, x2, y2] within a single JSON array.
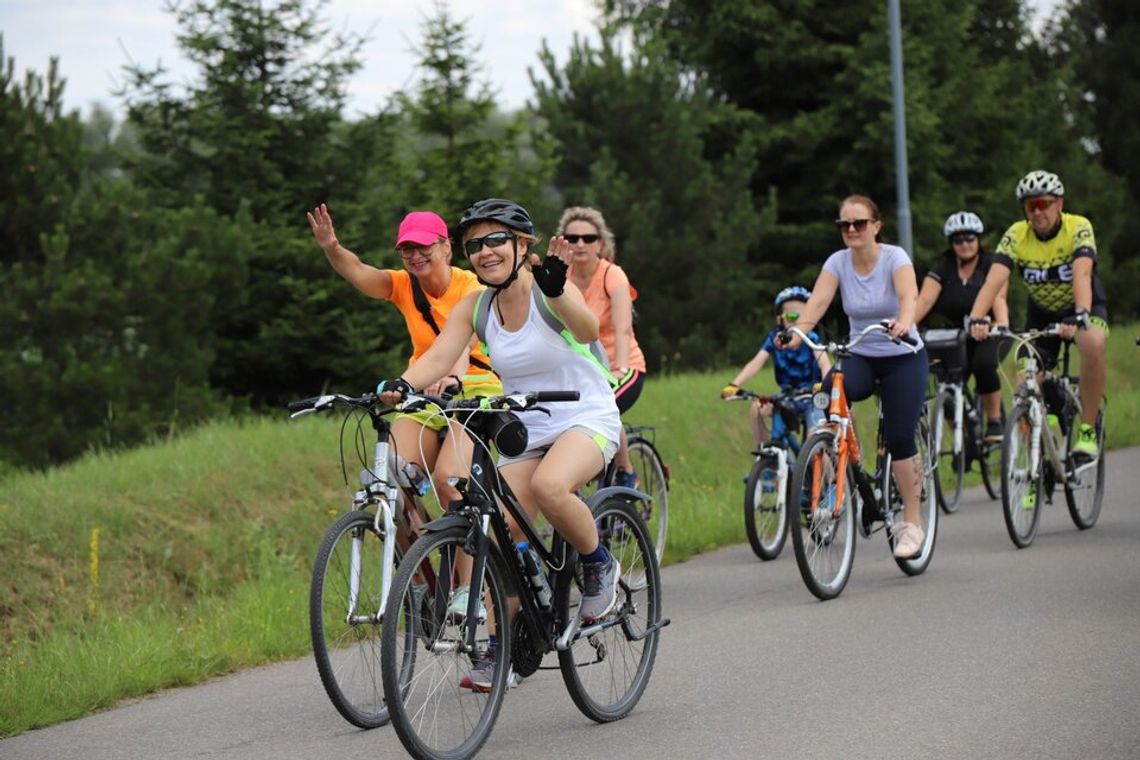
[[396, 376, 503, 431]]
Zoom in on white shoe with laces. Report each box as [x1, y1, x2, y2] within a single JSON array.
[[892, 522, 925, 559]]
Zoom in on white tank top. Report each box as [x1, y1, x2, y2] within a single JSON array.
[[485, 295, 622, 449]]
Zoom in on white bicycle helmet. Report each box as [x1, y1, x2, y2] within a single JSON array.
[[943, 211, 984, 237], [774, 285, 812, 313], [1015, 170, 1064, 200]]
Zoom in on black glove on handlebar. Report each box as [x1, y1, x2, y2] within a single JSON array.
[[1063, 309, 1091, 331], [376, 377, 413, 399], [532, 255, 568, 297]]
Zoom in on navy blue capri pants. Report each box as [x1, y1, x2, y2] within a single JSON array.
[[823, 348, 929, 459]]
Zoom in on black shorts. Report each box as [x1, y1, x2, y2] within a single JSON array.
[[1021, 300, 1109, 371]]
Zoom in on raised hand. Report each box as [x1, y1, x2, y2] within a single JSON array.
[[307, 203, 339, 253]]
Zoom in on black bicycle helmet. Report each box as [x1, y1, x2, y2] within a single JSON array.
[[457, 198, 536, 237]]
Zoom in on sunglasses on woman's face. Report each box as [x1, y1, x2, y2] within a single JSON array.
[[951, 234, 978, 245], [564, 234, 600, 245], [464, 231, 516, 256], [834, 218, 872, 233]]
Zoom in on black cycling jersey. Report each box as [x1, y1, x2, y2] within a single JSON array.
[[925, 251, 995, 328]]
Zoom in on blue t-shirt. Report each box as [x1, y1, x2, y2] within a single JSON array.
[[761, 327, 823, 391]]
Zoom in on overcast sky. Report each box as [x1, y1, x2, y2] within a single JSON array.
[[3, 0, 1063, 120]]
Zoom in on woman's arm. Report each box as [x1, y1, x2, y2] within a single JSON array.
[[608, 277, 635, 372], [784, 269, 839, 348], [307, 203, 392, 299], [914, 275, 942, 325], [400, 293, 479, 390], [889, 264, 919, 339]]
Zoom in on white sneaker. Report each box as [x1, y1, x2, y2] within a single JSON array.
[[892, 522, 925, 559]]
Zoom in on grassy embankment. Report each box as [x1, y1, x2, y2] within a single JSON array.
[[2, 325, 1138, 736]]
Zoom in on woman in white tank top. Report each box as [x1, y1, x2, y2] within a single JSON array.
[[377, 198, 624, 640]]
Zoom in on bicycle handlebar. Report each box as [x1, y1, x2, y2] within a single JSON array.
[[286, 389, 580, 418], [783, 321, 918, 355]]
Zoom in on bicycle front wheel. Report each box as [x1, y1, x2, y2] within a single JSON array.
[[381, 526, 510, 760], [310, 509, 399, 728], [557, 497, 662, 722], [627, 437, 669, 563], [789, 430, 856, 600], [931, 389, 965, 514], [893, 417, 939, 576], [1064, 409, 1105, 529], [1001, 401, 1044, 548], [743, 453, 788, 560]]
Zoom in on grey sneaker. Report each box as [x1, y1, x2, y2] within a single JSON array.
[[579, 556, 622, 622], [459, 647, 520, 692], [446, 587, 486, 624]]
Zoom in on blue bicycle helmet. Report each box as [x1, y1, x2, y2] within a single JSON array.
[[774, 285, 812, 313]]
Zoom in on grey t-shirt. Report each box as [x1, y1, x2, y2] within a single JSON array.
[[822, 243, 923, 357]]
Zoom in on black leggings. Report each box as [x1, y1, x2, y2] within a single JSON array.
[[823, 348, 928, 459], [966, 338, 1004, 395]]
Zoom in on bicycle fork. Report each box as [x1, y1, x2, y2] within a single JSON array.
[[347, 439, 400, 625]]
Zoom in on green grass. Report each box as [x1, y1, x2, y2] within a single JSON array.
[[3, 324, 1139, 736]]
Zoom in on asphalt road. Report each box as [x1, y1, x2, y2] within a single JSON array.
[[5, 449, 1139, 760]]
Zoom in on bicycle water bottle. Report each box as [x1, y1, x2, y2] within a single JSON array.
[[517, 541, 552, 611], [396, 455, 432, 497]]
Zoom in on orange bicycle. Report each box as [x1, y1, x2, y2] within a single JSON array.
[[784, 324, 938, 600]]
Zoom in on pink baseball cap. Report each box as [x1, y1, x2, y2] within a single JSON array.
[[395, 211, 449, 247]]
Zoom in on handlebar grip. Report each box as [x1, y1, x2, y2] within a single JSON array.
[[287, 397, 323, 413], [897, 332, 919, 347], [534, 391, 580, 402]]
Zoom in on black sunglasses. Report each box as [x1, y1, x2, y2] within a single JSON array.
[[464, 231, 517, 256], [564, 234, 600, 245], [834, 218, 872, 232], [951, 234, 978, 245]]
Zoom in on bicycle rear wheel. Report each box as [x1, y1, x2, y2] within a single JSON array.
[[382, 526, 510, 760], [931, 389, 965, 514], [977, 394, 1004, 501], [557, 497, 662, 722], [892, 417, 938, 576], [1001, 401, 1044, 548], [310, 509, 399, 728], [743, 453, 788, 560], [1064, 408, 1105, 529], [789, 430, 856, 600], [627, 437, 669, 563]]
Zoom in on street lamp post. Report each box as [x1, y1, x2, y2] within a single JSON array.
[[888, 0, 914, 256]]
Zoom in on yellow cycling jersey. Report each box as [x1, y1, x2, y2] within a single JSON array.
[[994, 212, 1097, 312]]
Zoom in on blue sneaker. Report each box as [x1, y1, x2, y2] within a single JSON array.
[[614, 468, 640, 490]]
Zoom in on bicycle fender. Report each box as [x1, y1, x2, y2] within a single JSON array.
[[421, 513, 471, 533], [586, 485, 651, 508]]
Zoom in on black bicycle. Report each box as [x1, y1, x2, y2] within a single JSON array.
[[379, 391, 668, 760], [922, 328, 1005, 511]]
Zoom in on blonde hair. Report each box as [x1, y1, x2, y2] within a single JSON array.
[[555, 206, 617, 262]]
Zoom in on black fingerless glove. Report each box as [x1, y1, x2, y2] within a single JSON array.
[[1063, 308, 1091, 330], [532, 255, 568, 297], [376, 377, 413, 398]]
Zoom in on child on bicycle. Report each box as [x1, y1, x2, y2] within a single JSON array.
[[721, 286, 831, 445]]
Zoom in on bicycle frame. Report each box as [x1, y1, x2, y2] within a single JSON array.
[[1007, 329, 1094, 483], [726, 389, 811, 511]]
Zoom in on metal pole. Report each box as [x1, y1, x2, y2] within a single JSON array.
[[888, 0, 913, 256]]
